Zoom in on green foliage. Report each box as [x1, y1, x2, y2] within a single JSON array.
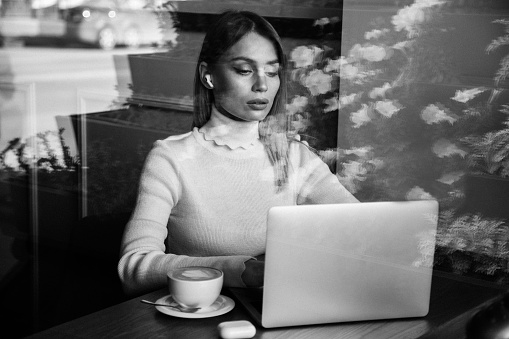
[[462, 106, 509, 178], [145, 1, 179, 48], [0, 128, 80, 174], [0, 129, 80, 192], [487, 19, 509, 87], [285, 18, 343, 150], [437, 210, 509, 258], [288, 0, 509, 282], [461, 18, 509, 178], [436, 210, 509, 281]]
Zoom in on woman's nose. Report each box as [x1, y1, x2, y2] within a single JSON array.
[[252, 73, 268, 92]]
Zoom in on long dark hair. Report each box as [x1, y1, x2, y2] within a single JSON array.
[[193, 10, 290, 189]]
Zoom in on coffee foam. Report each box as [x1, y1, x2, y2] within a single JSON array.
[[182, 269, 213, 279], [172, 267, 221, 281]]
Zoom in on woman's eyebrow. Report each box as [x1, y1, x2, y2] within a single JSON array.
[[229, 56, 280, 65]]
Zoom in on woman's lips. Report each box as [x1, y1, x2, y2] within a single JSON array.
[[247, 99, 269, 110]]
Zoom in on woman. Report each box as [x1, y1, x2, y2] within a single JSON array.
[[118, 10, 358, 295]]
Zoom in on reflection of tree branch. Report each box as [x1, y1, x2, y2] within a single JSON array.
[[486, 19, 509, 87]]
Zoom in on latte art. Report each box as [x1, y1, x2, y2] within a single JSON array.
[[168, 266, 224, 309], [170, 267, 222, 281]]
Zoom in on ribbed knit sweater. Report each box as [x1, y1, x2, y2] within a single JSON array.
[[118, 127, 358, 295]]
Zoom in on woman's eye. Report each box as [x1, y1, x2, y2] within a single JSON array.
[[236, 68, 253, 75], [265, 66, 280, 77]]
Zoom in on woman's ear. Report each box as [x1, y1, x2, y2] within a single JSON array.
[[199, 62, 214, 89]]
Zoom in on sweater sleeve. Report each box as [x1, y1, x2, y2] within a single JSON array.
[[118, 141, 252, 296], [293, 143, 359, 205]]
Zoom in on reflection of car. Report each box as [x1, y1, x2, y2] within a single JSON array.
[[62, 0, 165, 49]]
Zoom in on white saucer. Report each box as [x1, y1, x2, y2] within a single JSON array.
[[155, 294, 235, 319]]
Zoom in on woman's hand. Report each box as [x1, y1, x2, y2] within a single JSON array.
[[241, 257, 265, 288]]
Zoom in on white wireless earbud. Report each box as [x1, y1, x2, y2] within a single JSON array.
[[205, 75, 214, 88]]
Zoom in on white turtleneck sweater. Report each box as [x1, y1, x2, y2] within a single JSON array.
[[118, 109, 358, 295]]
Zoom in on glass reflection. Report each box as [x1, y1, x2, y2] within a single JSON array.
[[335, 0, 509, 283], [0, 0, 508, 337]]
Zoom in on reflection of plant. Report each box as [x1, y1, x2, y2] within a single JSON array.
[[287, 0, 506, 207], [0, 129, 80, 192], [335, 0, 509, 280], [285, 17, 342, 151], [487, 19, 509, 87], [145, 0, 179, 48], [286, 0, 509, 281], [334, 0, 480, 204], [0, 129, 79, 175], [436, 210, 509, 282], [462, 106, 509, 178], [461, 19, 509, 178], [0, 127, 150, 216]]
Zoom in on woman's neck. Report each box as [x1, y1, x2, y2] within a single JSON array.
[[199, 106, 260, 149]]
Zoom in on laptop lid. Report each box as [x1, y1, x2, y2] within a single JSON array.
[[257, 200, 438, 328]]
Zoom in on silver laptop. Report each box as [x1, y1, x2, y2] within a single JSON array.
[[230, 200, 439, 328]]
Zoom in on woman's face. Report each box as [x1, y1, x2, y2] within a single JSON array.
[[210, 32, 281, 122]]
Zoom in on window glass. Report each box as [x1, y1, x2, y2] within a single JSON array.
[[1, 0, 508, 336], [337, 0, 509, 283]]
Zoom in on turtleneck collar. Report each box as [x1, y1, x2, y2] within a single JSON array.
[[198, 106, 261, 150]]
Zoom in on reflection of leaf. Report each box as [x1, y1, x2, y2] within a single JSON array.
[[494, 55, 509, 87], [432, 139, 467, 158], [436, 171, 464, 185], [421, 103, 456, 124], [286, 95, 309, 116], [324, 96, 339, 113], [462, 117, 509, 177], [369, 82, 392, 99], [486, 20, 509, 54], [438, 211, 509, 262], [374, 99, 403, 118], [302, 69, 332, 95], [451, 87, 487, 103], [412, 229, 437, 268], [350, 104, 372, 128], [406, 186, 435, 200], [290, 46, 324, 68], [486, 19, 509, 86], [291, 115, 311, 134]]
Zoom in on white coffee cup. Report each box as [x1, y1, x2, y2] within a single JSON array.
[[167, 266, 223, 309]]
